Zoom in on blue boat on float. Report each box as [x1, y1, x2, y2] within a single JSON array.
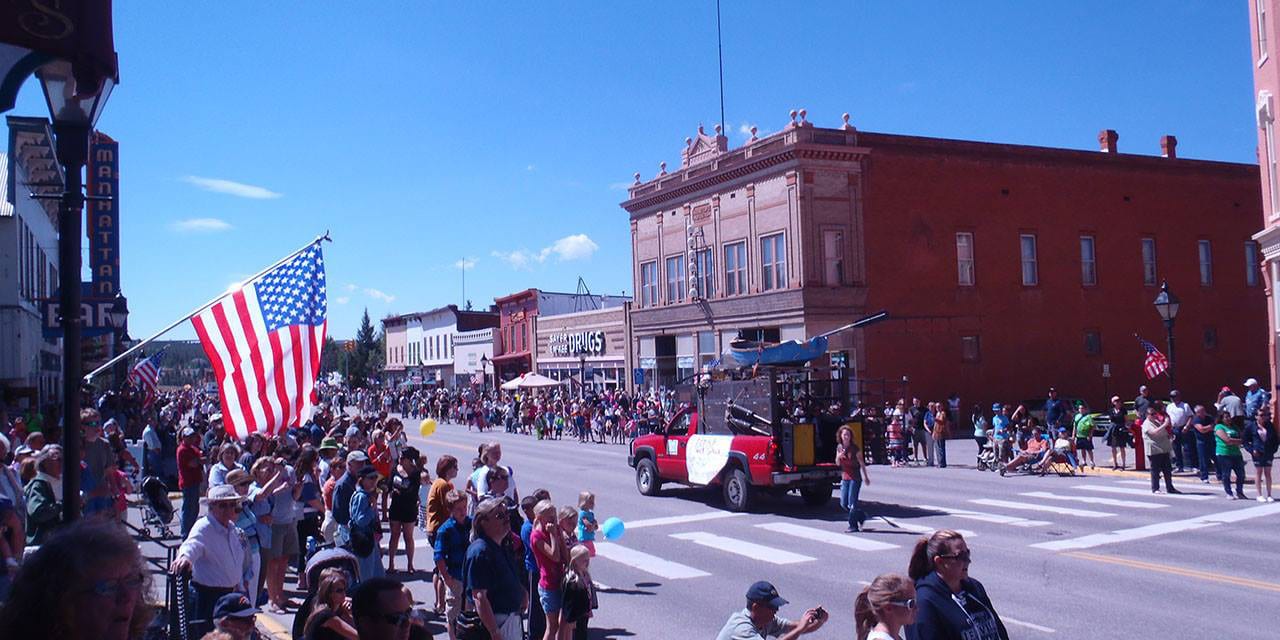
[[719, 311, 891, 370]]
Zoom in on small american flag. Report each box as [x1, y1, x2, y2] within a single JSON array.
[[128, 348, 166, 407], [192, 242, 327, 440], [1138, 337, 1170, 379]]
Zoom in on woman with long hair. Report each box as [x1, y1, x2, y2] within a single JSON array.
[[905, 530, 1007, 640], [301, 567, 358, 639], [854, 573, 916, 640], [0, 518, 154, 640], [295, 446, 325, 589], [387, 447, 422, 574], [836, 425, 871, 532]]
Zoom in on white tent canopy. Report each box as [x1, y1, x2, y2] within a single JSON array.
[[500, 373, 564, 390]]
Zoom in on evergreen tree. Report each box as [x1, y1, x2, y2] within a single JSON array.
[[319, 336, 342, 377], [350, 308, 378, 387]]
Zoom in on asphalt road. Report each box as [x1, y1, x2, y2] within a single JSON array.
[[242, 420, 1280, 639]]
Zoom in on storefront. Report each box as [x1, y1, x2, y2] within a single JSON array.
[[535, 305, 632, 392]]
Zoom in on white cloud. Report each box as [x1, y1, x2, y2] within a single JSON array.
[[364, 288, 395, 303], [738, 122, 766, 141], [344, 284, 358, 292], [170, 217, 233, 233], [335, 296, 351, 305], [455, 257, 477, 270], [526, 164, 536, 172], [492, 234, 599, 270], [182, 175, 282, 199]]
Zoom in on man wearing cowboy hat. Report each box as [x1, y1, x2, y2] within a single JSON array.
[[170, 483, 249, 628]]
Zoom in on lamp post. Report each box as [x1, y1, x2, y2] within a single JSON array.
[[106, 294, 129, 389], [480, 354, 490, 393], [1153, 280, 1181, 390], [37, 58, 113, 524], [578, 351, 588, 401]]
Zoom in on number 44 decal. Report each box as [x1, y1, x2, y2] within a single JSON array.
[[751, 452, 767, 461]]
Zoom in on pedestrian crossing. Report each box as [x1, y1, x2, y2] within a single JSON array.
[[587, 478, 1266, 582]]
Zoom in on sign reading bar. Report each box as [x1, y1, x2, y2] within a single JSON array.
[[549, 330, 605, 356], [40, 296, 120, 338]]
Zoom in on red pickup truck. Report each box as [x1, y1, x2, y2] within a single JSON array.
[[627, 375, 843, 512]]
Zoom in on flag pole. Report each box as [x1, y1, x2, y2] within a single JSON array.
[[84, 232, 332, 382]]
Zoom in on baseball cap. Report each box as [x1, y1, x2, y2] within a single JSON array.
[[991, 403, 1002, 411], [1245, 378, 1260, 387], [1048, 387, 1057, 393], [180, 426, 196, 438], [746, 581, 788, 609], [346, 450, 368, 463], [1221, 386, 1233, 393], [212, 592, 259, 620]]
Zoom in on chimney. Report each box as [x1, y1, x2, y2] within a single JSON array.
[[1098, 129, 1119, 153], [1160, 135, 1178, 159]]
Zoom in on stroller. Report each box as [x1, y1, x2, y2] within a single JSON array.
[[290, 547, 361, 639], [975, 440, 999, 471], [140, 475, 176, 539]]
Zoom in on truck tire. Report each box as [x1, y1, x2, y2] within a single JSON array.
[[636, 458, 662, 496], [800, 483, 834, 507], [722, 468, 752, 512]]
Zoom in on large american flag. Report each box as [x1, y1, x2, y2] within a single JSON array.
[[1138, 337, 1170, 379], [193, 242, 327, 439], [128, 348, 165, 407]]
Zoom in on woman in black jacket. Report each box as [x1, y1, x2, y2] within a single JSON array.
[[1247, 407, 1278, 502], [905, 530, 1007, 640]]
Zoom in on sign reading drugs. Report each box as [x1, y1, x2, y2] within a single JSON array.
[[87, 132, 120, 296], [549, 330, 605, 356]]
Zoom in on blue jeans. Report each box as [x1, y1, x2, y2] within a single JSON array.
[[181, 485, 201, 537], [840, 478, 864, 528], [935, 439, 947, 468], [1196, 435, 1219, 481], [1217, 454, 1246, 496]]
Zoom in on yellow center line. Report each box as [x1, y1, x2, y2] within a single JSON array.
[[1063, 551, 1280, 593]]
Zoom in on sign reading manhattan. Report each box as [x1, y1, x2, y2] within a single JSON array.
[[549, 330, 606, 356]]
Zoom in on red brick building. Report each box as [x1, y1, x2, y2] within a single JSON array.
[[1249, 0, 1280, 395], [622, 113, 1267, 412]]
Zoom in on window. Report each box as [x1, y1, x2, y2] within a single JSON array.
[[1141, 238, 1158, 285], [1260, 0, 1270, 62], [760, 233, 786, 291], [1080, 235, 1097, 286], [693, 248, 715, 299], [1266, 96, 1280, 218], [667, 412, 691, 437], [1019, 234, 1038, 286], [961, 335, 981, 363], [822, 229, 845, 285], [640, 261, 658, 307], [1246, 241, 1261, 287], [1198, 240, 1213, 285], [1203, 326, 1218, 350], [698, 331, 717, 366], [723, 241, 746, 295], [665, 255, 686, 303], [1084, 331, 1102, 356], [955, 232, 975, 286]]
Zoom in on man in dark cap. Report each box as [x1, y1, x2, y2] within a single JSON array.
[[715, 580, 827, 640], [211, 591, 261, 639]]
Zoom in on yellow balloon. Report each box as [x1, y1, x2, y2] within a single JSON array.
[[419, 418, 437, 437]]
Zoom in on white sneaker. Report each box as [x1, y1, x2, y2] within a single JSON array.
[[1268, 496, 1276, 503], [1258, 496, 1267, 502]]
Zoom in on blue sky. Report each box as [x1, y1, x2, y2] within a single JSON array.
[[11, 1, 1259, 339]]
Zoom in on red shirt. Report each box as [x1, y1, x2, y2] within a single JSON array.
[[176, 443, 203, 489], [368, 441, 392, 478], [530, 526, 564, 590]]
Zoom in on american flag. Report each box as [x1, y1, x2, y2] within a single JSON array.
[[193, 242, 327, 439], [1138, 337, 1170, 379], [128, 348, 166, 407]]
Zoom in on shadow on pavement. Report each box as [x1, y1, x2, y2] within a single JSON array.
[[587, 626, 637, 639]]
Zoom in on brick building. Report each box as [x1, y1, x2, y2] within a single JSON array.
[[622, 112, 1267, 412], [491, 289, 629, 383], [1249, 0, 1280, 395]]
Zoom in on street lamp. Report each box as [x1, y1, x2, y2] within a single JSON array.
[[1153, 280, 1180, 389], [37, 58, 114, 524], [480, 354, 490, 393], [106, 293, 129, 329]]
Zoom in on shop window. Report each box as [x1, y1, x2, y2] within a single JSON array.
[[761, 233, 786, 291], [1084, 330, 1101, 356], [961, 335, 981, 363], [724, 241, 746, 295], [665, 254, 686, 304], [955, 232, 975, 286], [640, 261, 658, 307]]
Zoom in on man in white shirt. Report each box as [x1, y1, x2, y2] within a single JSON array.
[[1164, 390, 1193, 472], [716, 581, 826, 640], [170, 484, 249, 628]]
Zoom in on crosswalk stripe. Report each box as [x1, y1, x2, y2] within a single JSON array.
[[625, 511, 746, 530], [754, 522, 899, 551], [871, 520, 978, 539], [1073, 485, 1216, 501], [1020, 491, 1168, 509], [916, 505, 1051, 527], [1031, 503, 1280, 551], [670, 531, 816, 564], [970, 498, 1115, 518], [593, 542, 710, 579]]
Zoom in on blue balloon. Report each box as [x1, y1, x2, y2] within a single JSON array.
[[601, 516, 625, 541]]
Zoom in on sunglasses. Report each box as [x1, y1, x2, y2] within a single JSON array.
[[939, 550, 972, 563], [380, 609, 413, 626], [890, 598, 917, 610], [84, 573, 144, 600]]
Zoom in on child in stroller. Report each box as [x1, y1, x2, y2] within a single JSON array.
[[141, 475, 175, 538]]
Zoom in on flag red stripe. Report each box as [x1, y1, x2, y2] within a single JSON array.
[[233, 291, 277, 431], [290, 324, 305, 425], [193, 312, 238, 436], [268, 330, 293, 428], [212, 301, 258, 435], [308, 322, 324, 406]]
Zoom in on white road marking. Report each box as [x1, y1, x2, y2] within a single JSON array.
[[1116, 480, 1155, 486], [1020, 491, 1167, 509], [625, 511, 746, 530], [1073, 485, 1216, 501], [754, 522, 899, 551], [970, 498, 1115, 518], [1002, 616, 1057, 634], [875, 520, 978, 538], [1030, 503, 1280, 551], [916, 505, 1051, 527], [669, 531, 816, 564], [593, 542, 710, 579]]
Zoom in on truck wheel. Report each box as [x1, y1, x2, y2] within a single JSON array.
[[636, 458, 662, 496], [722, 468, 752, 512], [800, 483, 834, 507]]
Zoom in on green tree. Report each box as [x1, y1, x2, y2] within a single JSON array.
[[349, 308, 379, 388], [320, 336, 342, 377]]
